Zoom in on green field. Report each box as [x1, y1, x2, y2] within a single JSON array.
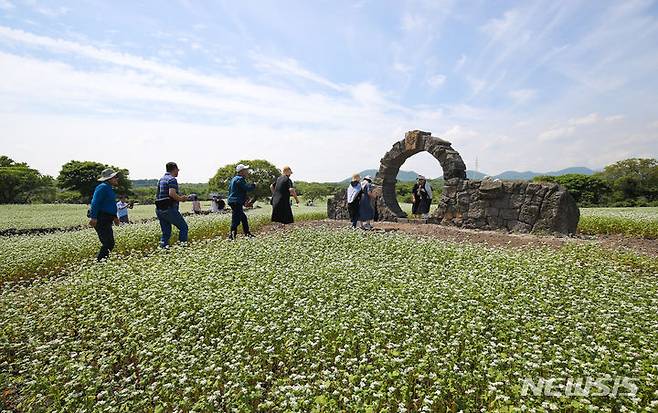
[[0, 202, 227, 231], [579, 207, 658, 238], [0, 205, 324, 284], [3, 204, 658, 239], [1, 204, 657, 411], [1, 227, 657, 411]]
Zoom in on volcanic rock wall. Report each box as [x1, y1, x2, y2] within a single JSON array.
[[327, 130, 580, 235]]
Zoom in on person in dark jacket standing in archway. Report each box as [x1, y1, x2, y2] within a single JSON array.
[[271, 166, 299, 224], [89, 168, 121, 261], [227, 164, 256, 240]]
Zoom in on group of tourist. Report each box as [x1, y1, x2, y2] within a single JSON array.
[[88, 162, 300, 261], [347, 174, 378, 230], [89, 162, 433, 261], [346, 173, 433, 229]]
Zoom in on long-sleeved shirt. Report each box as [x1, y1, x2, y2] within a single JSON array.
[[116, 201, 129, 218], [90, 182, 117, 219], [347, 181, 362, 204], [227, 175, 256, 205]]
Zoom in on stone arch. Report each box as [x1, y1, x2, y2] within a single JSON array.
[[374, 130, 466, 218]]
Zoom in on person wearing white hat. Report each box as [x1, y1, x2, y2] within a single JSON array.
[[227, 163, 256, 240], [358, 175, 377, 230], [89, 168, 121, 260]]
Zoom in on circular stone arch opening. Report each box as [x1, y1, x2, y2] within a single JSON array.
[[374, 130, 467, 218]]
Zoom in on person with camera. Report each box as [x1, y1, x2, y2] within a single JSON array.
[[89, 168, 121, 260], [227, 164, 256, 240], [116, 195, 134, 224], [155, 162, 191, 248]]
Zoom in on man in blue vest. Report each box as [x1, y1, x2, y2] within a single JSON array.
[[155, 162, 191, 248], [89, 168, 121, 260], [227, 164, 256, 240]]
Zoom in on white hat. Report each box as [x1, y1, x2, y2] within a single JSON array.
[[235, 164, 250, 173], [364, 175, 373, 182], [98, 168, 118, 181]]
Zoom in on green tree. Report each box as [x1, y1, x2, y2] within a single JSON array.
[[295, 182, 338, 203], [209, 160, 279, 201], [533, 174, 611, 206], [0, 156, 56, 203], [597, 158, 658, 203], [57, 161, 131, 202]]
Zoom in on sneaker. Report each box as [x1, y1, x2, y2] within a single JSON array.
[[228, 230, 237, 241], [244, 232, 255, 238]]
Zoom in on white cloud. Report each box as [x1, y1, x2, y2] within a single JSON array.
[[427, 74, 446, 89], [393, 62, 412, 73], [508, 88, 536, 104], [34, 5, 69, 17], [538, 112, 627, 141], [0, 0, 14, 11], [466, 77, 486, 94], [481, 10, 520, 38], [250, 53, 345, 92], [401, 14, 425, 32], [454, 54, 466, 71]]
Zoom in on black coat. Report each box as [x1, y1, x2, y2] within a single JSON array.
[[271, 175, 294, 224]]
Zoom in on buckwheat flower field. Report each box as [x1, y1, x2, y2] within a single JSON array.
[[2, 227, 657, 412], [0, 207, 325, 284], [579, 207, 658, 238]]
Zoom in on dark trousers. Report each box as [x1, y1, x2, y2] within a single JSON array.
[[94, 212, 115, 261], [348, 202, 360, 228], [156, 207, 189, 247], [229, 202, 250, 233]]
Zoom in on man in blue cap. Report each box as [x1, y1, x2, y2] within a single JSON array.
[[89, 168, 121, 260], [227, 163, 256, 240]]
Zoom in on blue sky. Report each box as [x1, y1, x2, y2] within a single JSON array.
[[0, 0, 657, 182]]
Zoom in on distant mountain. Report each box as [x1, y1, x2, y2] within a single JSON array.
[[347, 166, 597, 183], [466, 170, 487, 180], [492, 167, 596, 181], [341, 169, 428, 183]]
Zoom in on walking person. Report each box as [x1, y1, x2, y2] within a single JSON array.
[[155, 162, 191, 248], [358, 175, 377, 230], [89, 168, 121, 261], [227, 164, 256, 240], [412, 175, 433, 219], [347, 173, 362, 229], [271, 166, 299, 224], [116, 195, 132, 224]]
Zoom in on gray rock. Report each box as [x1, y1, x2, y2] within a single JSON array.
[[329, 130, 580, 235]]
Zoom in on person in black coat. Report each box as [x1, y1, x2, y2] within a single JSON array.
[[271, 166, 299, 224], [412, 175, 433, 218]]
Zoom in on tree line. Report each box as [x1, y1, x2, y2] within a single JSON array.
[[532, 158, 658, 207], [0, 155, 655, 207]]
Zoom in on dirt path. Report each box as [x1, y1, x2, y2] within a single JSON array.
[[259, 219, 658, 257]]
